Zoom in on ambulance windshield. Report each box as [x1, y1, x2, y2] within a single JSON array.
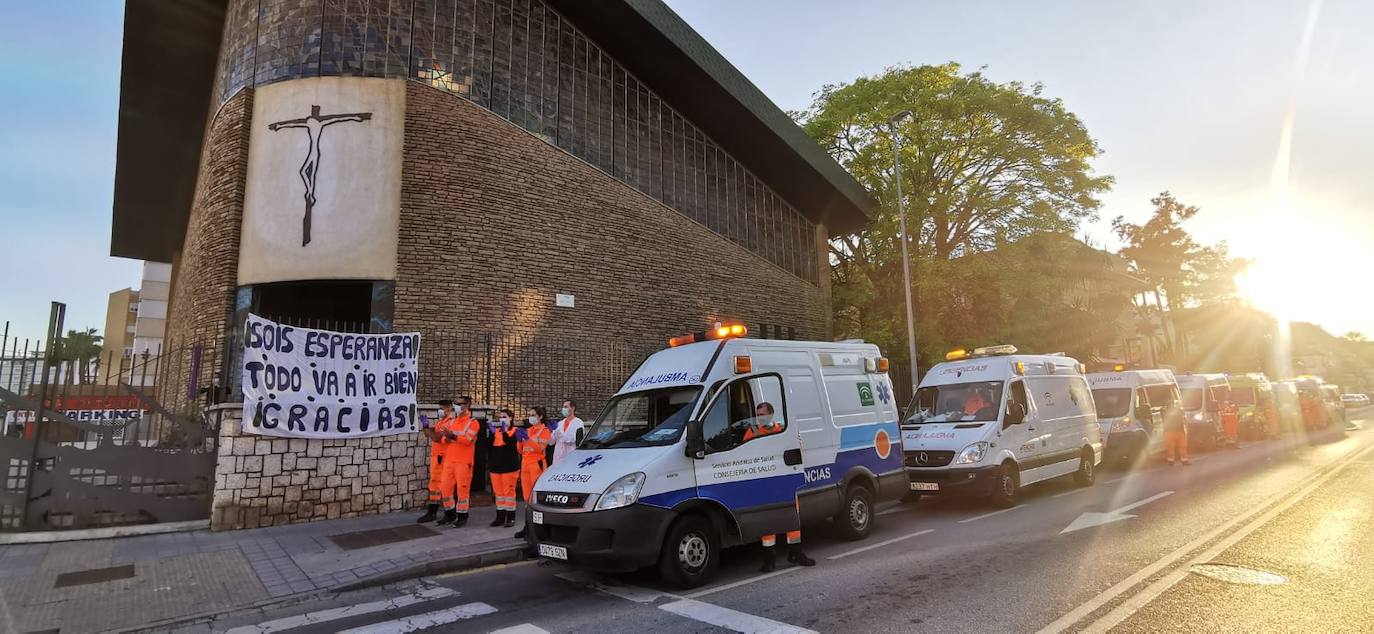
[[582, 386, 702, 449], [1092, 388, 1131, 418], [905, 381, 1004, 423]]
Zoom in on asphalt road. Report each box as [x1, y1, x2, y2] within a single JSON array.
[[201, 410, 1374, 634]]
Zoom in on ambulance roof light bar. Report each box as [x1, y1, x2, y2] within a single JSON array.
[[972, 344, 1018, 357], [668, 321, 748, 348]]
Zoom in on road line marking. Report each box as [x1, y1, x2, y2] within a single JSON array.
[[1103, 476, 1127, 485], [338, 601, 498, 633], [660, 598, 818, 634], [1037, 440, 1374, 634], [490, 625, 551, 634], [685, 566, 801, 598], [1113, 490, 1174, 513], [225, 586, 457, 634], [877, 505, 912, 516], [1083, 445, 1374, 632], [556, 571, 667, 603], [1052, 487, 1089, 498], [957, 505, 1024, 524], [827, 529, 935, 560]]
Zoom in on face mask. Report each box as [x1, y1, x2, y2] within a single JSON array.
[[499, 417, 510, 425], [528, 416, 539, 426], [560, 407, 571, 417]]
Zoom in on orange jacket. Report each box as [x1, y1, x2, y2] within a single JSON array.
[[435, 413, 479, 464], [743, 419, 784, 442], [520, 425, 552, 465]]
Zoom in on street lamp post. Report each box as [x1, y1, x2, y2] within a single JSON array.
[[889, 110, 920, 394]]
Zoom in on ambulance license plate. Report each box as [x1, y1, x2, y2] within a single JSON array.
[[911, 482, 940, 491], [532, 511, 544, 525], [538, 544, 568, 560]]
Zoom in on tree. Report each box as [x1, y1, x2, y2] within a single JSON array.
[[1112, 192, 1201, 313], [797, 63, 1112, 371], [50, 328, 103, 384], [1344, 331, 1368, 343]]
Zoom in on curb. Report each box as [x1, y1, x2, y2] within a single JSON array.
[[116, 540, 530, 632], [0, 520, 207, 545]]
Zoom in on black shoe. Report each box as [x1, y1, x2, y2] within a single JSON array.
[[436, 509, 458, 526], [416, 504, 438, 524], [788, 546, 816, 567], [490, 510, 505, 527], [451, 513, 468, 528], [760, 546, 777, 573], [504, 511, 515, 528]]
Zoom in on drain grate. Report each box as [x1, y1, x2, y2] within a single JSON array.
[[329, 524, 439, 551], [53, 564, 136, 588], [1190, 563, 1287, 585]]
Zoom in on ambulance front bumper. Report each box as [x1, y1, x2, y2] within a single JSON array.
[[905, 465, 998, 497], [525, 503, 675, 572]]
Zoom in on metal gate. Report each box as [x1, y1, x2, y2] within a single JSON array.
[[0, 303, 222, 531]]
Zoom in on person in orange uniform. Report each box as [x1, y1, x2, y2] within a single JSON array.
[[416, 399, 455, 524], [1163, 400, 1190, 466], [963, 388, 993, 416], [753, 401, 815, 572], [514, 406, 552, 539], [440, 395, 480, 527], [487, 409, 521, 528], [1221, 401, 1241, 449]]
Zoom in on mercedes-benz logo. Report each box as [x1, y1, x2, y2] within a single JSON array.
[[918, 452, 930, 464]]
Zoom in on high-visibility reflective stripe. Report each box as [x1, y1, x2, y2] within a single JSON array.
[[761, 535, 777, 547], [786, 531, 801, 544]]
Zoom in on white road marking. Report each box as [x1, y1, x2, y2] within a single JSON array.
[[685, 566, 802, 598], [1059, 491, 1174, 534], [827, 529, 935, 560], [660, 598, 818, 634], [337, 602, 498, 633], [1082, 444, 1374, 632], [556, 571, 667, 603], [957, 504, 1024, 524], [877, 505, 912, 516], [1052, 487, 1089, 498], [1038, 441, 1374, 634], [224, 586, 457, 634], [489, 625, 551, 634]]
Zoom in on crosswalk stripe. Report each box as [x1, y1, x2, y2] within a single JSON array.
[[225, 586, 458, 634], [337, 602, 499, 634], [489, 625, 551, 634], [660, 598, 818, 634]]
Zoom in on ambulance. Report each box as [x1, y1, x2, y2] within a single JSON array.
[[903, 346, 1102, 507], [1176, 373, 1230, 449], [525, 324, 906, 587], [1086, 369, 1181, 463]]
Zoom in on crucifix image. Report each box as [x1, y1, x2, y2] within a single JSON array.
[[267, 105, 373, 246]]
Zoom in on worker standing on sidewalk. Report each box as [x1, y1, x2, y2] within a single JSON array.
[[442, 395, 480, 527], [514, 406, 552, 539], [487, 409, 521, 528], [1221, 401, 1241, 449], [1164, 400, 1190, 466], [551, 399, 585, 466], [757, 402, 816, 572], [417, 399, 456, 524]]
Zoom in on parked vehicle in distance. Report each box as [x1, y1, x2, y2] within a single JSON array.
[[902, 345, 1102, 508], [1087, 369, 1181, 464], [1320, 384, 1347, 425], [1226, 373, 1273, 440], [1176, 373, 1230, 449], [1272, 380, 1303, 434], [526, 324, 906, 588], [1341, 393, 1370, 408]]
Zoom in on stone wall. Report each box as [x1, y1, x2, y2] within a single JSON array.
[[209, 404, 429, 530]]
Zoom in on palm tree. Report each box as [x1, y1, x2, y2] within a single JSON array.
[[49, 328, 103, 384]]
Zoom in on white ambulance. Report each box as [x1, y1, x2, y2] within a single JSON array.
[[1086, 369, 1182, 463], [1176, 373, 1230, 449], [526, 325, 906, 587], [902, 346, 1102, 507]]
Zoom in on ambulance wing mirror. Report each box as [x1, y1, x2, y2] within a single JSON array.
[[685, 422, 706, 460]]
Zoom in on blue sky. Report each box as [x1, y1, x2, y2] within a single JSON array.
[[1, 0, 1370, 343]]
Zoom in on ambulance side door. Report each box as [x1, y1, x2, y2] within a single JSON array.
[[691, 373, 804, 541]]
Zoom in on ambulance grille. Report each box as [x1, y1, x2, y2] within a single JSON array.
[[905, 451, 956, 467]]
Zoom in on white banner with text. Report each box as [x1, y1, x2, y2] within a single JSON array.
[[241, 314, 420, 438]]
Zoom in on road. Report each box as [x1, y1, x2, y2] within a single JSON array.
[[200, 410, 1374, 633]]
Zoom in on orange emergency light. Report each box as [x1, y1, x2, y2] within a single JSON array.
[[877, 357, 890, 372], [734, 355, 753, 374], [668, 333, 697, 348]]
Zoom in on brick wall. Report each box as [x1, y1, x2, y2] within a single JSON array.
[[210, 404, 428, 530], [166, 90, 253, 350], [395, 80, 831, 361]]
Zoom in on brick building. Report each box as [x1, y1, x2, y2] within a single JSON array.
[[112, 0, 871, 410]]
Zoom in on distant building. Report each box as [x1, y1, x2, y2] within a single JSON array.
[[132, 262, 170, 356], [99, 288, 139, 381], [97, 262, 171, 387]]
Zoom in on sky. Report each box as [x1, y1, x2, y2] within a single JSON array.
[[0, 0, 1370, 343]]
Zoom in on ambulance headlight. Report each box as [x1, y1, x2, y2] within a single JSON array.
[[1111, 417, 1133, 433], [954, 442, 989, 465], [1192, 412, 1206, 422], [594, 472, 646, 511]]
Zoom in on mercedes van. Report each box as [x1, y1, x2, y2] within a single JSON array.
[[1087, 369, 1181, 463], [1176, 373, 1230, 449], [525, 325, 906, 587], [902, 346, 1102, 507]]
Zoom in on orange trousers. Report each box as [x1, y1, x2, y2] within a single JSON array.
[[520, 459, 545, 503], [491, 471, 519, 511], [761, 531, 802, 547], [426, 447, 444, 506], [1222, 412, 1239, 444], [1165, 430, 1189, 462], [439, 459, 474, 513]]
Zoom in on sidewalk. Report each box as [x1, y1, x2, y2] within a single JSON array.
[[0, 504, 529, 634]]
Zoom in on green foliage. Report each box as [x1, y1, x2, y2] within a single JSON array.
[[49, 327, 103, 384], [1112, 192, 1246, 309]]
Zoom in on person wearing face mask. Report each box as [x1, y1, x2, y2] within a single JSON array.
[[416, 399, 456, 524], [487, 409, 521, 527], [551, 399, 585, 466], [514, 406, 552, 539], [441, 395, 481, 527]]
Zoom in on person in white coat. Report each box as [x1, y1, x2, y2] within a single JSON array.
[[551, 398, 585, 465]]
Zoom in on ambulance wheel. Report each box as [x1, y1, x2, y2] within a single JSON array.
[[1073, 447, 1096, 487], [990, 462, 1019, 508], [658, 514, 718, 589], [836, 484, 874, 541]]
